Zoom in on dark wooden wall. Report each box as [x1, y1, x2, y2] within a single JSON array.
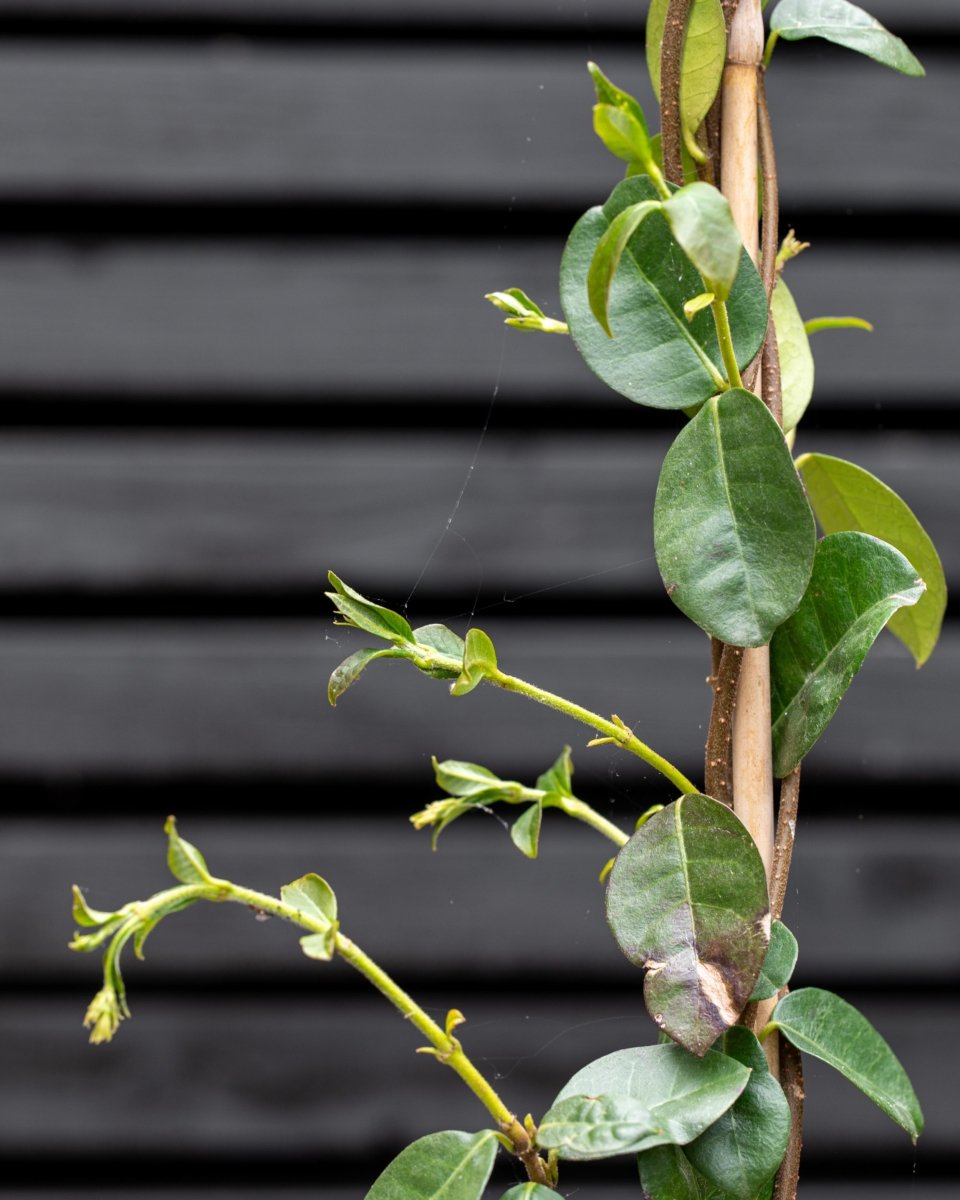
[[1, 2, 957, 1197]]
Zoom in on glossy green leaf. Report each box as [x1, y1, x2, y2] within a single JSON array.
[[594, 104, 653, 166], [542, 1042, 750, 1160], [433, 758, 512, 798], [749, 920, 798, 1001], [328, 646, 402, 706], [686, 1027, 791, 1198], [562, 177, 767, 410], [535, 745, 574, 798], [588, 62, 650, 137], [588, 200, 662, 335], [450, 627, 498, 697], [769, 0, 924, 76], [796, 453, 946, 667], [653, 389, 816, 646], [500, 1186, 556, 1200], [771, 988, 923, 1140], [639, 1144, 708, 1200], [662, 185, 742, 301], [606, 794, 770, 1055], [326, 572, 414, 644], [646, 0, 727, 157], [365, 1129, 499, 1200], [281, 873, 338, 927], [510, 803, 542, 858], [771, 279, 814, 433], [770, 532, 925, 776], [164, 816, 215, 885]]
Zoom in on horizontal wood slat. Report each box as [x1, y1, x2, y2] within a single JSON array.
[[2, 994, 951, 1157], [0, 244, 951, 401], [0, 47, 951, 208], [9, 817, 959, 982], [0, 432, 950, 590], [0, 0, 951, 30], [0, 619, 949, 780]]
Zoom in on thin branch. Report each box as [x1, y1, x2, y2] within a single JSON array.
[[758, 73, 780, 303], [770, 766, 801, 922], [661, 0, 693, 187], [773, 1034, 805, 1200], [761, 315, 784, 428], [704, 643, 743, 808]]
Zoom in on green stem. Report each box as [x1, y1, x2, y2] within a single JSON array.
[[552, 795, 630, 847], [218, 884, 534, 1149], [762, 30, 779, 69], [488, 667, 698, 795], [711, 297, 743, 389]]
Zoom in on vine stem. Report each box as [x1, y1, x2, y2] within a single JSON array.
[[554, 795, 630, 847], [660, 0, 693, 186], [712, 298, 743, 388], [486, 666, 698, 796], [219, 882, 553, 1186]]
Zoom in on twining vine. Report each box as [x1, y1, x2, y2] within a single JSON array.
[[70, 4, 944, 1199]]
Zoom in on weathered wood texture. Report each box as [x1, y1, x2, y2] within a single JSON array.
[[0, 433, 950, 590], [0, 245, 951, 402]]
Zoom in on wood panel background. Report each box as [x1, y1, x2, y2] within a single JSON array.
[[0, 2, 956, 1198]]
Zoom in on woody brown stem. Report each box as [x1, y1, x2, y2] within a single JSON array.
[[704, 643, 743, 807], [773, 1035, 805, 1200], [770, 766, 801, 922], [661, 0, 692, 186]]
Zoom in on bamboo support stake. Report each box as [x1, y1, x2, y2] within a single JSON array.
[[719, 0, 779, 1073]]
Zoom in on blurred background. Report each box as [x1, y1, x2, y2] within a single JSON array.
[[0, 2, 957, 1197]]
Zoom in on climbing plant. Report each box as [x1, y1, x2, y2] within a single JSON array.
[[71, 2, 943, 1198]]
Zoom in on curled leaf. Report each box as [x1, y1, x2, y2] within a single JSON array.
[[768, 0, 924, 77]]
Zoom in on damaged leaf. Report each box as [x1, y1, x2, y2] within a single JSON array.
[[606, 794, 770, 1055]]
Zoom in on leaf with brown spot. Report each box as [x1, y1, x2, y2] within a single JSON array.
[[605, 794, 769, 1056]]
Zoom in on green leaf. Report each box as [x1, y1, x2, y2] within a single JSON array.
[[750, 920, 798, 1001], [434, 758, 516, 799], [662, 184, 743, 301], [588, 62, 650, 138], [164, 816, 215, 885], [450, 627, 498, 697], [769, 0, 925, 77], [639, 1144, 745, 1200], [771, 988, 923, 1140], [771, 279, 814, 433], [685, 1027, 791, 1199], [365, 1129, 499, 1200], [535, 745, 574, 797], [328, 646, 402, 706], [770, 531, 925, 776], [804, 315, 873, 335], [71, 885, 120, 929], [594, 104, 653, 167], [541, 1042, 750, 1160], [588, 199, 662, 335], [510, 803, 543, 858], [411, 624, 465, 677], [500, 1186, 556, 1200], [299, 928, 337, 961], [484, 289, 568, 335], [606, 794, 770, 1056], [796, 453, 946, 667], [646, 0, 727, 155], [281, 873, 338, 927], [562, 177, 767, 410], [326, 572, 414, 644], [653, 389, 816, 646]]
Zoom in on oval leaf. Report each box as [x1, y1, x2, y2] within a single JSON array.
[[588, 200, 662, 334], [772, 279, 814, 433], [770, 531, 925, 777], [365, 1129, 499, 1200], [510, 803, 542, 859], [646, 0, 727, 141], [328, 646, 401, 706], [547, 1043, 750, 1157], [685, 1027, 791, 1199], [500, 1187, 557, 1200], [653, 390, 816, 646], [769, 0, 925, 77], [561, 177, 767, 410], [326, 572, 414, 644], [771, 988, 923, 1140], [639, 1145, 709, 1200], [537, 1093, 665, 1161], [606, 795, 770, 1055], [662, 184, 742, 301], [164, 816, 215, 885], [281, 873, 338, 927], [749, 920, 799, 1001], [796, 453, 946, 667]]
